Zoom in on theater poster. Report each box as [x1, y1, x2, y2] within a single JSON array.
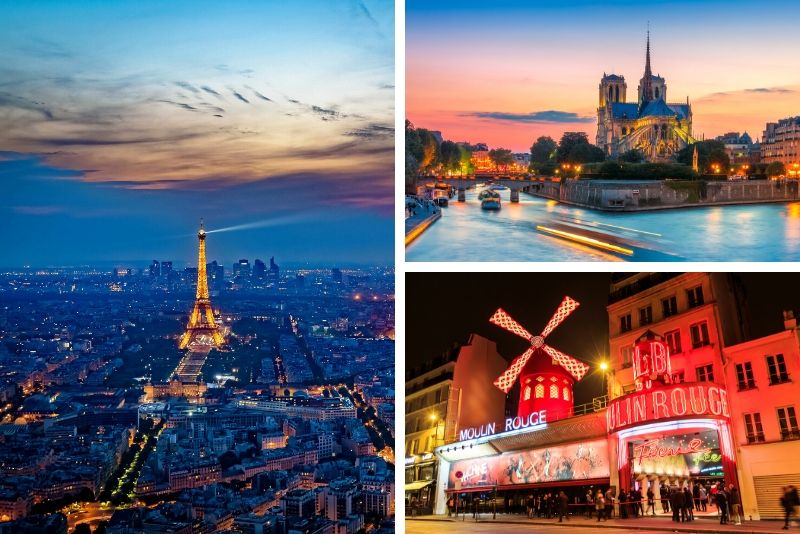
[[448, 438, 610, 489], [629, 429, 723, 478]]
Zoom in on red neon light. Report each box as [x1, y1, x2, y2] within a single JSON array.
[[490, 297, 589, 392], [633, 437, 711, 466], [632, 336, 673, 391], [606, 382, 731, 433]]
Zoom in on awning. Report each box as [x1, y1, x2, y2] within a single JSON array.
[[405, 480, 434, 492]]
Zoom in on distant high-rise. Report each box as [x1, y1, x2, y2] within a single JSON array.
[[207, 260, 224, 292], [253, 259, 267, 280], [233, 259, 250, 279], [160, 261, 173, 277], [269, 256, 280, 282], [332, 268, 343, 283], [149, 260, 160, 277]]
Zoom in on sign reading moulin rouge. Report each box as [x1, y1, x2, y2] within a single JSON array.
[[606, 381, 730, 432], [458, 410, 547, 441]]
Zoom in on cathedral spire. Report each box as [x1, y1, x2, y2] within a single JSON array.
[[645, 24, 652, 78], [639, 24, 654, 108]]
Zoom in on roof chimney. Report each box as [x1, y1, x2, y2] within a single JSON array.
[[783, 310, 796, 330]]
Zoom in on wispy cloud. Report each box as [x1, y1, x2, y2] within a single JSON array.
[[230, 89, 250, 104], [0, 91, 55, 119], [201, 85, 222, 98], [699, 86, 797, 101], [465, 110, 594, 123]]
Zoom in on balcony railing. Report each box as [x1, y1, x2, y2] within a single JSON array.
[[768, 375, 791, 386], [781, 430, 800, 441]]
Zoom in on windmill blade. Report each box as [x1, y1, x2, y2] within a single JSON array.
[[493, 347, 535, 393], [540, 296, 580, 338], [489, 308, 532, 341], [541, 344, 590, 381]]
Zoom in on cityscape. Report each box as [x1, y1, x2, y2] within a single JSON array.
[[405, 272, 800, 533], [405, 0, 800, 261], [0, 225, 395, 533]]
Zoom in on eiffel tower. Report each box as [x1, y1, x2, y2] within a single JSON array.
[[179, 220, 224, 350]]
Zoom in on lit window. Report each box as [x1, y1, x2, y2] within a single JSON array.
[[550, 385, 558, 398], [562, 387, 569, 401], [535, 384, 544, 398], [523, 386, 531, 401]]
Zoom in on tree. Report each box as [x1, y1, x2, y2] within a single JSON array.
[[416, 128, 440, 171], [74, 524, 91, 534], [676, 141, 729, 174], [767, 161, 786, 177], [218, 450, 239, 470], [556, 132, 590, 162], [619, 149, 645, 163], [439, 140, 461, 173], [405, 120, 423, 193], [488, 148, 514, 171], [567, 143, 605, 164], [530, 136, 557, 165]]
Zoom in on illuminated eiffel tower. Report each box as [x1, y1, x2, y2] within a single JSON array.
[[179, 220, 224, 350]]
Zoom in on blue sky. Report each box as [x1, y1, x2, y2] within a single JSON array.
[[0, 1, 394, 267]]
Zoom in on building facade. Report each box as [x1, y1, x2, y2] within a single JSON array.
[[596, 32, 694, 161], [761, 116, 800, 170]]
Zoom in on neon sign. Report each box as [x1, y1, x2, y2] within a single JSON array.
[[458, 410, 547, 441], [606, 382, 730, 433], [633, 437, 711, 466], [633, 338, 673, 391]]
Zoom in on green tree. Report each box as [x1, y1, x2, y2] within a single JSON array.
[[404, 120, 422, 193], [556, 132, 590, 162], [767, 161, 786, 177], [458, 145, 474, 175], [619, 149, 645, 163], [530, 136, 557, 166], [567, 143, 606, 164], [488, 148, 514, 170], [676, 141, 729, 174], [439, 140, 461, 173], [417, 128, 440, 171]]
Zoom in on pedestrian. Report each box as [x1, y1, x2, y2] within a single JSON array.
[[646, 486, 656, 516], [683, 486, 694, 521], [729, 484, 742, 525], [605, 487, 615, 519], [557, 490, 569, 522], [447, 496, 453, 517], [635, 488, 644, 517], [586, 489, 594, 518], [670, 486, 683, 522], [781, 486, 800, 530], [661, 483, 670, 513], [717, 487, 729, 525], [693, 483, 701, 511], [699, 484, 707, 512], [596, 490, 606, 522], [526, 494, 534, 519], [619, 490, 628, 519]]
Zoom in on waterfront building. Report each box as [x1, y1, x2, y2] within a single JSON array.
[[715, 131, 760, 168], [761, 116, 800, 169], [596, 32, 694, 161], [404, 334, 507, 513]]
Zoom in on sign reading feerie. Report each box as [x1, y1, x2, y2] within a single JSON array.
[[606, 382, 730, 432], [458, 410, 547, 441]]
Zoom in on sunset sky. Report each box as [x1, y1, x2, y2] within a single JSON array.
[[407, 0, 800, 152], [0, 1, 393, 266]]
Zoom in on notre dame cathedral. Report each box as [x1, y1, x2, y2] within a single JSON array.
[[596, 31, 695, 162]]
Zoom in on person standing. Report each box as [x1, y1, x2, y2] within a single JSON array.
[[670, 487, 683, 522], [586, 489, 594, 518], [557, 491, 569, 522], [596, 489, 606, 521], [683, 486, 694, 521], [699, 484, 707, 512], [526, 494, 534, 519], [729, 484, 742, 525], [605, 488, 615, 520], [717, 487, 729, 525], [661, 483, 670, 513], [647, 486, 656, 516], [782, 486, 800, 530]]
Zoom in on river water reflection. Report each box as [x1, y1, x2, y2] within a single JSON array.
[[406, 189, 800, 262]]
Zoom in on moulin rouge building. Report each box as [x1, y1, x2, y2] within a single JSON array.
[[429, 273, 800, 520]]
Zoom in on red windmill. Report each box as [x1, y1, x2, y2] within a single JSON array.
[[490, 296, 590, 421]]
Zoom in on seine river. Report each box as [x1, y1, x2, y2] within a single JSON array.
[[406, 188, 800, 262]]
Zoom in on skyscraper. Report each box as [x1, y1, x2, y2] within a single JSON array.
[[253, 259, 267, 281]]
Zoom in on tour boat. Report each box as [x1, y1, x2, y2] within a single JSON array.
[[480, 190, 501, 210]]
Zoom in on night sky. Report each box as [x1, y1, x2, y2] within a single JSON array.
[[406, 272, 800, 406], [0, 1, 393, 267]]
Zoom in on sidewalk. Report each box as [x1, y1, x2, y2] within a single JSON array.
[[405, 201, 441, 246], [408, 513, 797, 534]]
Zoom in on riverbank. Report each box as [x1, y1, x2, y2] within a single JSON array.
[[405, 201, 442, 246], [531, 179, 800, 212]]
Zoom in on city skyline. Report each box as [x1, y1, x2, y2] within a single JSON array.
[[0, 1, 394, 266], [407, 0, 800, 152]]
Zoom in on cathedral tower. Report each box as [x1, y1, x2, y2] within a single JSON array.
[[599, 73, 627, 108], [638, 29, 667, 107]]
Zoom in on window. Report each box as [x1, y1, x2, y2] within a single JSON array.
[[639, 306, 653, 326], [777, 406, 800, 441], [744, 413, 765, 443], [523, 386, 531, 401], [664, 329, 682, 354], [434, 389, 442, 403], [662, 296, 678, 318], [672, 371, 685, 383], [620, 314, 632, 333], [736, 362, 756, 390], [687, 286, 704, 308], [620, 345, 633, 368], [767, 354, 790, 385], [696, 364, 714, 382], [535, 384, 544, 398], [690, 321, 710, 349], [411, 439, 419, 455], [549, 384, 559, 399], [562, 387, 570, 401]]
